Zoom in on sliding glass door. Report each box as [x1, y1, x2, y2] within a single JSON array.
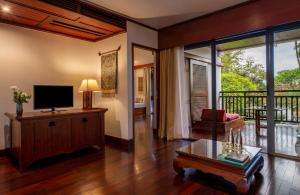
[[185, 45, 215, 139], [184, 22, 300, 159], [273, 27, 300, 158], [216, 35, 268, 151]]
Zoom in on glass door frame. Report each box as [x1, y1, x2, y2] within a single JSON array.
[[185, 41, 218, 140], [270, 21, 300, 158], [184, 40, 217, 140], [185, 21, 300, 156]]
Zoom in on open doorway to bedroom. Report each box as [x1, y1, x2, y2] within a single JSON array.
[[133, 44, 158, 153]]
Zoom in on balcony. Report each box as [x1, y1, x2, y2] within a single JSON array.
[[219, 90, 300, 123]]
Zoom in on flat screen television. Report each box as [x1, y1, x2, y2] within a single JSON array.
[[34, 85, 73, 111]]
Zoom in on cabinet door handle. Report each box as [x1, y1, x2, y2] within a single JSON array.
[[82, 117, 88, 122], [49, 121, 56, 127]]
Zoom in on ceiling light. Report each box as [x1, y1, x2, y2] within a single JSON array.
[[2, 6, 10, 12]]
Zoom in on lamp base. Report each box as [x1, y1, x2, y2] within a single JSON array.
[[83, 91, 93, 109]]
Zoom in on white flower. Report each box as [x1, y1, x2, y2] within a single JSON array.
[[10, 86, 18, 90], [22, 92, 28, 97]]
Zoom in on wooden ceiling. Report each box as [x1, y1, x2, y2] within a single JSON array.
[[0, 0, 126, 41]]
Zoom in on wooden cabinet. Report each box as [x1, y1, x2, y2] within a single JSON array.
[[5, 108, 107, 171]]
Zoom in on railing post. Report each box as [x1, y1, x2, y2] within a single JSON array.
[[297, 97, 299, 123], [244, 92, 246, 118]]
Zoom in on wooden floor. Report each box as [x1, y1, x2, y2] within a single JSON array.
[[0, 119, 299, 194]]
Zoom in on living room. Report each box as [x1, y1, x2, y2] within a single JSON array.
[[0, 0, 300, 194]]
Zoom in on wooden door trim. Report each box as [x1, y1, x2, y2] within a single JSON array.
[[132, 43, 159, 145]]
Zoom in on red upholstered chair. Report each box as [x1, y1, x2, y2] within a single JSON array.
[[194, 109, 245, 133], [201, 109, 226, 122]]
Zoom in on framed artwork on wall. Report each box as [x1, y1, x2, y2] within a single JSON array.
[[138, 77, 144, 93], [101, 51, 118, 94]]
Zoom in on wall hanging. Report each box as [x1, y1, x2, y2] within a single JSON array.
[[99, 45, 120, 94]]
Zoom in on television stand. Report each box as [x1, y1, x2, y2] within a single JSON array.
[[5, 108, 108, 171]]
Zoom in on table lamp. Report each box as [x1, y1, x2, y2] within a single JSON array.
[[79, 79, 100, 109]]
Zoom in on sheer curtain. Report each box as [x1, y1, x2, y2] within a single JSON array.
[[144, 68, 151, 118], [159, 47, 190, 140]]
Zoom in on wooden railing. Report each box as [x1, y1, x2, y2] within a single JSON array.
[[219, 90, 300, 123]]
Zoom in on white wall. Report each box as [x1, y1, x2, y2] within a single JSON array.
[[126, 21, 158, 139], [93, 33, 129, 140], [0, 23, 129, 149]]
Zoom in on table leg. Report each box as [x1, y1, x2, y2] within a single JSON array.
[[255, 155, 264, 173], [236, 176, 253, 195], [173, 159, 185, 176]]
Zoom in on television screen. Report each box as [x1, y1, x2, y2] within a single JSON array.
[[34, 85, 73, 110]]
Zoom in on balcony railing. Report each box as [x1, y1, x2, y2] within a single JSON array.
[[219, 90, 300, 123]]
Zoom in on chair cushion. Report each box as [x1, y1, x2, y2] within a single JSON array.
[[201, 109, 226, 122], [225, 113, 240, 121]]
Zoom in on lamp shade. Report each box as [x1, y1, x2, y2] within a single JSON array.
[[79, 79, 100, 92]]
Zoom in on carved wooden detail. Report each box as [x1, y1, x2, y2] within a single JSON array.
[[0, 0, 125, 41]]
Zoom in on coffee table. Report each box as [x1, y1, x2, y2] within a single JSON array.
[[173, 139, 264, 194]]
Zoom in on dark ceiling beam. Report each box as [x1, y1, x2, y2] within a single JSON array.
[[158, 0, 300, 49], [40, 0, 127, 29]]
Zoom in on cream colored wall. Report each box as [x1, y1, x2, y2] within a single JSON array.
[[92, 34, 129, 140], [127, 21, 158, 139], [0, 23, 129, 149]]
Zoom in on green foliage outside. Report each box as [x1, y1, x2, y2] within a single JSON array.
[[221, 73, 257, 91], [275, 68, 300, 88], [220, 50, 266, 91], [295, 41, 300, 66], [220, 41, 300, 116], [221, 41, 300, 92], [274, 41, 300, 91]]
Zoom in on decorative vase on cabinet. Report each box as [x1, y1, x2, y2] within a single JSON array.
[[16, 103, 23, 117]]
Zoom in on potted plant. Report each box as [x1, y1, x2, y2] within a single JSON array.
[[10, 86, 31, 116]]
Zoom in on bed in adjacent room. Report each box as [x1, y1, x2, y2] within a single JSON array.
[[134, 99, 146, 119]]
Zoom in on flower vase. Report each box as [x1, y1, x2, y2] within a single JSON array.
[[16, 103, 23, 117]]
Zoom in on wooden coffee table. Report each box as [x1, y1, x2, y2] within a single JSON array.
[[173, 139, 264, 194]]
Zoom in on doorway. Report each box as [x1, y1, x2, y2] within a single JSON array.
[[132, 44, 158, 153]]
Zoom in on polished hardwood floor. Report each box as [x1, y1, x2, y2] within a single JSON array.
[[0, 118, 299, 194]]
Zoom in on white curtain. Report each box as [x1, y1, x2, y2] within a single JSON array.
[[144, 68, 151, 118], [172, 47, 190, 139], [159, 47, 190, 140]]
